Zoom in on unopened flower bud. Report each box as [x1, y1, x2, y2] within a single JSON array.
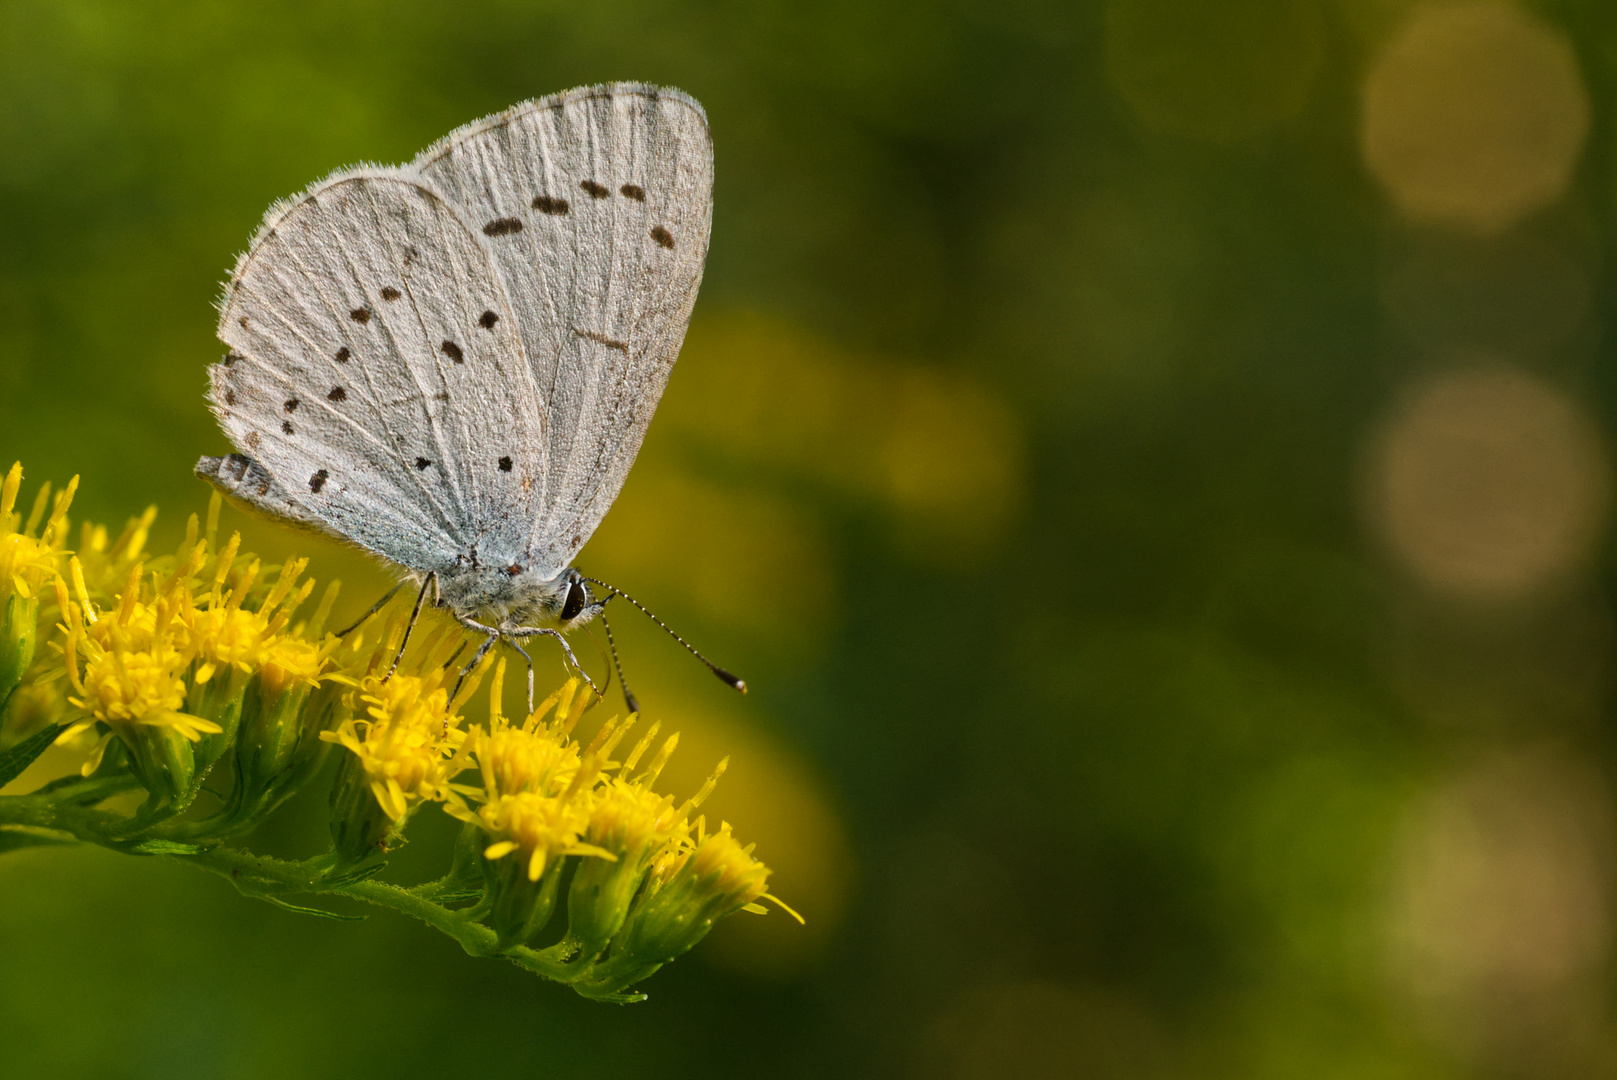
[[615, 823, 772, 966], [0, 592, 38, 713], [327, 751, 400, 864]]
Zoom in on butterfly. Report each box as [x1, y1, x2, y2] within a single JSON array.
[[195, 82, 739, 708]]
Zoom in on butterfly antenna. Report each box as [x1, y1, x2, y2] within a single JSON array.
[[597, 607, 641, 714], [584, 578, 746, 694], [582, 624, 623, 713]]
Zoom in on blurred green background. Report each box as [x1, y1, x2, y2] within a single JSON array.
[[5, 0, 1617, 1076]]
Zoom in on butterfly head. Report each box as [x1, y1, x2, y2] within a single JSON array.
[[438, 563, 603, 633], [508, 565, 605, 632], [555, 568, 606, 632]]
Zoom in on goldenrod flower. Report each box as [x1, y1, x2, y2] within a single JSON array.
[[257, 634, 326, 697], [186, 536, 316, 686], [47, 501, 335, 811], [446, 664, 615, 884], [322, 625, 489, 861], [0, 462, 75, 604], [665, 819, 777, 912], [0, 464, 76, 728], [325, 667, 468, 822], [480, 793, 606, 876], [0, 462, 790, 1000], [53, 556, 218, 799], [585, 779, 687, 858]]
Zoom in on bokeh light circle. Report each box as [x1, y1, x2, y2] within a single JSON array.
[[1361, 1, 1588, 231], [1387, 751, 1615, 1062], [1366, 363, 1611, 601]]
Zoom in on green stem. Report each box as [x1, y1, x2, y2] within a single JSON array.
[[0, 790, 141, 840], [0, 793, 580, 984], [170, 846, 577, 980]]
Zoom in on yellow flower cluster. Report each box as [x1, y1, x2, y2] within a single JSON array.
[[0, 462, 75, 607], [447, 666, 612, 882], [0, 462, 791, 999], [321, 629, 483, 825], [56, 520, 326, 778], [0, 464, 83, 737], [442, 660, 799, 967]]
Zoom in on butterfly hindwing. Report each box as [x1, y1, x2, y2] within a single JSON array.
[[207, 169, 546, 572], [413, 82, 713, 577]]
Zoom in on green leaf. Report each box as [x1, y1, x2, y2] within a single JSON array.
[[0, 723, 64, 789], [320, 861, 387, 888], [127, 839, 210, 856], [256, 894, 367, 922], [581, 989, 649, 1005], [0, 825, 76, 854]]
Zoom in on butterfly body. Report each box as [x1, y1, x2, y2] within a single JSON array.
[[196, 84, 711, 645]]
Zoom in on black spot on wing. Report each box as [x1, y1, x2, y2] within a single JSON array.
[[328, 387, 347, 402], [580, 180, 610, 199], [282, 421, 294, 435], [350, 307, 371, 324], [415, 457, 431, 470], [620, 183, 645, 201], [651, 226, 674, 249], [334, 347, 351, 363], [483, 217, 523, 236], [478, 310, 499, 329], [441, 340, 464, 364], [224, 390, 237, 406], [284, 398, 299, 413], [380, 286, 401, 301], [498, 456, 512, 472], [532, 195, 569, 215], [309, 469, 328, 493]]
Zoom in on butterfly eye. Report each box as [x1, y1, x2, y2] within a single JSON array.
[[561, 580, 588, 622]]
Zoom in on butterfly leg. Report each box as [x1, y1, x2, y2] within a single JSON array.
[[385, 572, 438, 680], [508, 626, 602, 700], [450, 611, 501, 702], [333, 582, 404, 638], [504, 636, 537, 716]]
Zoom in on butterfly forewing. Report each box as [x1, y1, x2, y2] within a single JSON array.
[[209, 170, 546, 571], [413, 82, 714, 577]]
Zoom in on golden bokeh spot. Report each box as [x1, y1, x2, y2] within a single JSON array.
[[1361, 1, 1588, 232], [1105, 0, 1324, 143], [584, 460, 836, 647], [1386, 750, 1616, 1066], [656, 312, 1025, 560], [1365, 363, 1610, 601]]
